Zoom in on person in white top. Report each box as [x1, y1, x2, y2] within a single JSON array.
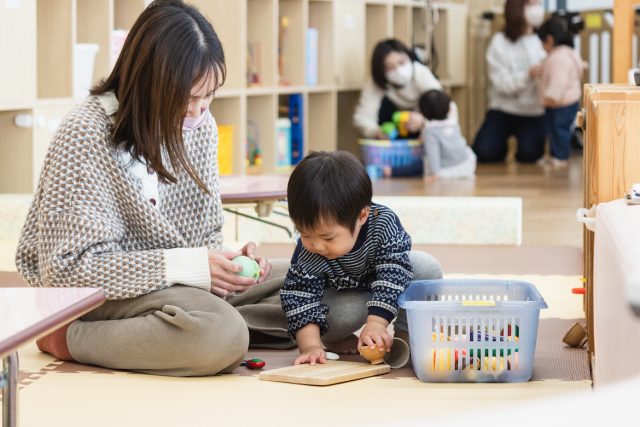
[[353, 39, 442, 139], [472, 0, 547, 163]]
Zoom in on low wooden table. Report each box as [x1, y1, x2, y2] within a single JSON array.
[[0, 288, 105, 427], [219, 174, 291, 237]]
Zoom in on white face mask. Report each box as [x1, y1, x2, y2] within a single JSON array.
[[524, 4, 545, 28], [386, 62, 413, 87]]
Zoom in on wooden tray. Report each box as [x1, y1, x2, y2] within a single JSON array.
[[259, 361, 390, 386]]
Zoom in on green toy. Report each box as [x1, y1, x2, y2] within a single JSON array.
[[380, 121, 398, 139], [233, 255, 261, 279]]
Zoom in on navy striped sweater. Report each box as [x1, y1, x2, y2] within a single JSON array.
[[281, 203, 412, 337]]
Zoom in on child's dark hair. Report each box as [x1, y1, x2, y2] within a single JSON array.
[[371, 39, 415, 90], [288, 151, 372, 233], [419, 90, 450, 121], [538, 16, 574, 48], [92, 0, 225, 194]]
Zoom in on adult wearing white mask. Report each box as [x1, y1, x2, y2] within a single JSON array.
[[353, 38, 442, 139], [472, 0, 547, 163]]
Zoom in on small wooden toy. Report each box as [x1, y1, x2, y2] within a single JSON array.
[[241, 358, 266, 369], [358, 345, 385, 364]]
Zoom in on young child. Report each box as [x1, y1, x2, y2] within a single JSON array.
[[419, 90, 476, 181], [281, 151, 442, 365], [537, 16, 585, 167]]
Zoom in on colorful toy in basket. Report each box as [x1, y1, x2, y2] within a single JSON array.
[[378, 111, 412, 140], [392, 111, 411, 138]]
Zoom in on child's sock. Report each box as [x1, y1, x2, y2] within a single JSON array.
[[36, 322, 75, 362]]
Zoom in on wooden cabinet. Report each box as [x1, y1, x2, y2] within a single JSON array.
[[581, 84, 640, 356]]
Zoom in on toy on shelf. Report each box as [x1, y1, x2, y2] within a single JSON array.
[[246, 120, 263, 174]]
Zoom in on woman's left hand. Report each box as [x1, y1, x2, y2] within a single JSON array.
[[407, 112, 425, 133], [236, 242, 272, 283]]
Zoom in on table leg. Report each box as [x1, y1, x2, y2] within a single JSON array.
[[1, 352, 18, 427]]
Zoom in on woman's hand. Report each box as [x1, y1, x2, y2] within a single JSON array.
[[406, 112, 425, 133], [529, 64, 542, 79], [294, 345, 327, 366], [358, 316, 393, 352], [235, 242, 272, 283], [207, 249, 257, 298]]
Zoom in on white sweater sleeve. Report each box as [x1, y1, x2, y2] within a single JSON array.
[[486, 36, 529, 96], [353, 81, 385, 138], [165, 247, 211, 291], [414, 62, 443, 92]]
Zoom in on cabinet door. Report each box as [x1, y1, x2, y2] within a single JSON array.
[[0, 0, 36, 106], [333, 0, 364, 89]]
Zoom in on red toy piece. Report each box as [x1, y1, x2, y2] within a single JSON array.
[[242, 358, 266, 369]]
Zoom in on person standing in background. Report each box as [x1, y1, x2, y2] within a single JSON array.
[[472, 0, 547, 163]]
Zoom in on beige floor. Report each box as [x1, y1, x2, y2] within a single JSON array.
[[14, 274, 588, 427]]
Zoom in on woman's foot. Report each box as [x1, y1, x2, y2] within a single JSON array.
[[36, 323, 75, 362], [325, 334, 360, 354]]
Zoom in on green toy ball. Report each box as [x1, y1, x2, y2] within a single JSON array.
[[233, 255, 260, 279]]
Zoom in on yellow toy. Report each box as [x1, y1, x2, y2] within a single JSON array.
[[392, 111, 411, 138]]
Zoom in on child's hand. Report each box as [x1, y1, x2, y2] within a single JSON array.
[[294, 346, 327, 365], [358, 316, 393, 352], [407, 112, 425, 133]]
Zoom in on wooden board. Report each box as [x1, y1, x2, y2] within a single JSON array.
[[259, 361, 390, 386]]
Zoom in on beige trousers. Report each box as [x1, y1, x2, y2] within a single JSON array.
[[67, 252, 441, 377]]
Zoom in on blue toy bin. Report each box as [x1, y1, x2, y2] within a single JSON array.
[[398, 279, 548, 383], [358, 139, 423, 177]]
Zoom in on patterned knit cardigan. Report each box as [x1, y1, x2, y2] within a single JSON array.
[[15, 95, 223, 300]]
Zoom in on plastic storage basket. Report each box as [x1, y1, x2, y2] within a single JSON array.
[[358, 139, 423, 177], [398, 279, 547, 383]]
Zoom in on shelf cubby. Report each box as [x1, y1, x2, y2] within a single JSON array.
[[247, 94, 277, 173], [336, 90, 362, 158], [0, 110, 34, 193], [333, 0, 365, 89], [308, 0, 334, 86], [210, 96, 245, 175], [392, 5, 412, 46], [37, 0, 75, 99], [307, 91, 336, 153], [77, 0, 114, 87], [0, 1, 36, 108], [365, 3, 391, 80], [247, 0, 278, 87], [193, 0, 246, 90], [278, 0, 306, 86]]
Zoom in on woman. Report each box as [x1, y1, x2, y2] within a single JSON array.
[[353, 38, 442, 139], [15, 0, 289, 376], [472, 0, 547, 163]]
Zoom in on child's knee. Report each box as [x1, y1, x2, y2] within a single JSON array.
[[409, 251, 443, 280]]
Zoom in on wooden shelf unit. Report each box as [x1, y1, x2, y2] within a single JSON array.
[[0, 0, 433, 192]]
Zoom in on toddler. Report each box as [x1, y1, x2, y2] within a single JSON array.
[[280, 151, 442, 365], [537, 16, 585, 167], [419, 90, 476, 180]]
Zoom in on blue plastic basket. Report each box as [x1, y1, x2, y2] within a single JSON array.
[[399, 279, 548, 383], [358, 139, 423, 177]]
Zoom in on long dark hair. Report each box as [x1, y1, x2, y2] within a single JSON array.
[[370, 39, 414, 90], [504, 0, 528, 42], [91, 0, 226, 193]]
